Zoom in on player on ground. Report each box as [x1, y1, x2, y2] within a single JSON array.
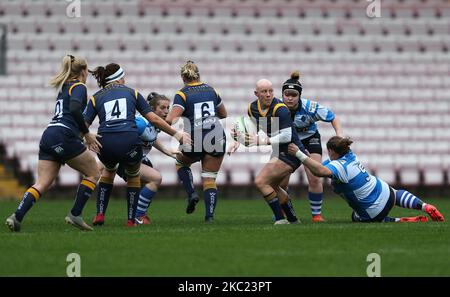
[[288, 136, 445, 223], [92, 92, 179, 225], [231, 79, 307, 225], [281, 71, 342, 222], [166, 61, 227, 222], [85, 63, 190, 227], [5, 55, 101, 232]]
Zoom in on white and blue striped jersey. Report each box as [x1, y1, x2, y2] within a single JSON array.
[[290, 98, 335, 140], [135, 116, 159, 157], [323, 151, 391, 220]]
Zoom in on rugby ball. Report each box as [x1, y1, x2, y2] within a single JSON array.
[[233, 116, 257, 146]]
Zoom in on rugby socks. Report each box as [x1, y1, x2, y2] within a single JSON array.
[[203, 180, 217, 220], [383, 216, 400, 223], [71, 179, 96, 216], [96, 176, 114, 215], [265, 192, 284, 221], [15, 187, 41, 222], [395, 190, 424, 210], [308, 192, 323, 216], [280, 199, 298, 223], [135, 186, 156, 218], [176, 165, 195, 197], [127, 177, 141, 221]]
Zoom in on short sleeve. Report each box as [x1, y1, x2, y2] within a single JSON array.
[[136, 92, 152, 116], [274, 104, 292, 130], [173, 91, 186, 110], [83, 96, 97, 125], [215, 89, 223, 107], [69, 84, 87, 104], [313, 101, 335, 122], [324, 160, 348, 183]]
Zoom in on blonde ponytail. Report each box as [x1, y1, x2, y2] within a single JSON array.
[[49, 55, 87, 91], [180, 60, 200, 83]]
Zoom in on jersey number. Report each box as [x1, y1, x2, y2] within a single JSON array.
[[194, 101, 215, 120], [104, 98, 127, 121], [54, 99, 63, 118]]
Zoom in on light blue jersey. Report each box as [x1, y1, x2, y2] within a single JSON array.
[[135, 116, 159, 156], [290, 98, 335, 140], [323, 151, 391, 220]]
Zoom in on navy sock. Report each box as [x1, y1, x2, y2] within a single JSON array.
[[204, 188, 218, 219], [266, 194, 284, 221], [136, 186, 156, 218], [15, 187, 41, 222], [280, 199, 298, 222], [177, 166, 195, 197], [308, 192, 323, 216], [383, 216, 400, 223], [127, 178, 141, 221], [96, 181, 113, 215], [395, 190, 423, 210], [71, 179, 95, 216]]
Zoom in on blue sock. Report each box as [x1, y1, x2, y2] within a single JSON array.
[[395, 190, 423, 210], [177, 166, 195, 197], [266, 195, 284, 221], [136, 186, 156, 218], [204, 188, 217, 219], [96, 181, 113, 215], [308, 192, 323, 216], [71, 179, 95, 216], [15, 187, 40, 222], [280, 199, 298, 222]]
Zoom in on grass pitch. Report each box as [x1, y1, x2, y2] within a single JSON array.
[[0, 196, 449, 276]]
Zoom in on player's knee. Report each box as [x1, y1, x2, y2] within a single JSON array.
[[254, 175, 265, 190], [308, 175, 322, 189], [153, 171, 162, 186]]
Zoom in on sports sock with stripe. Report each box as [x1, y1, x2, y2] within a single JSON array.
[[15, 187, 41, 222], [71, 179, 96, 216]]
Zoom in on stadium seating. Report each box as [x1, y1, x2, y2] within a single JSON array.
[[0, 0, 449, 187]]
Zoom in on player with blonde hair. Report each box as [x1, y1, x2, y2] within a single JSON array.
[[6, 54, 101, 232]]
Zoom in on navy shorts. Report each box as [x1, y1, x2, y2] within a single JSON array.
[[273, 151, 302, 172], [98, 132, 143, 171], [301, 131, 322, 155], [270, 142, 302, 172], [117, 156, 153, 182], [351, 187, 396, 222], [181, 130, 226, 162], [38, 126, 86, 163]]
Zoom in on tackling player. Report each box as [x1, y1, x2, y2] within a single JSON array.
[[85, 63, 190, 226], [288, 136, 445, 223], [92, 93, 179, 225]]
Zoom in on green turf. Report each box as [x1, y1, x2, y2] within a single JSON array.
[[0, 196, 449, 276]]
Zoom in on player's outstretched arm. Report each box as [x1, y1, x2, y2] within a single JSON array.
[[288, 144, 333, 178], [144, 111, 191, 145], [331, 116, 343, 137], [153, 139, 180, 159]]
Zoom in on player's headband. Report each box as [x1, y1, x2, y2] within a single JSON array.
[[105, 67, 125, 83], [282, 81, 302, 96]]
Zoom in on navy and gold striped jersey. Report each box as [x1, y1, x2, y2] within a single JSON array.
[[84, 83, 152, 134], [48, 80, 87, 135], [173, 82, 224, 135], [247, 97, 303, 149]]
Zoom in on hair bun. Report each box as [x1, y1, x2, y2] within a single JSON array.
[[290, 70, 300, 80]]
